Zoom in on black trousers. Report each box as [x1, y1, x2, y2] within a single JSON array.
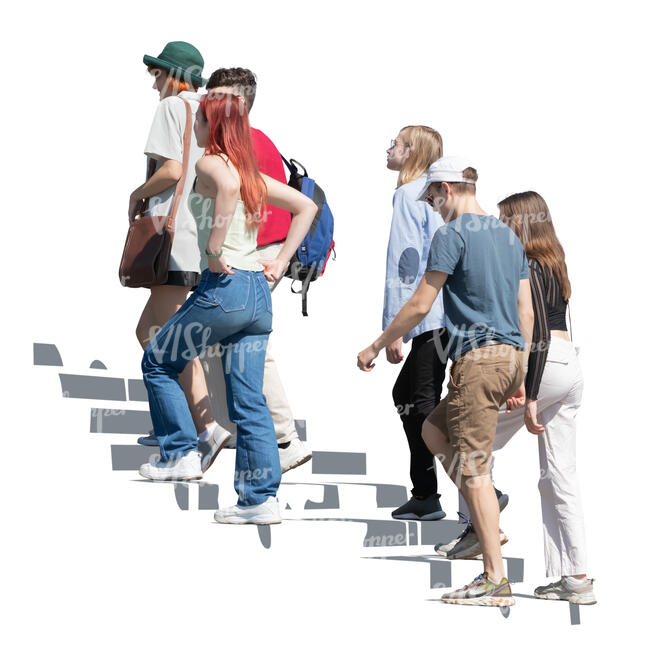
[[392, 328, 449, 498]]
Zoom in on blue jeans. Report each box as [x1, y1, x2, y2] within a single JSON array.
[[141, 269, 280, 506]]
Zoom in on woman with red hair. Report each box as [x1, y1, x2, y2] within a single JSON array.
[[139, 91, 317, 525]]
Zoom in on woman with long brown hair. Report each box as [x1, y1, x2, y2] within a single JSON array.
[[442, 190, 596, 604], [138, 92, 317, 525]]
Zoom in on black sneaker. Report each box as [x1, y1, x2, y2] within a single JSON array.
[[391, 494, 446, 521]]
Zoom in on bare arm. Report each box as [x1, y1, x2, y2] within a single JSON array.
[[357, 271, 447, 370], [129, 159, 183, 216], [517, 278, 535, 367]]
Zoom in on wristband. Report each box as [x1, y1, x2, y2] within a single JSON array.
[[205, 248, 223, 258]]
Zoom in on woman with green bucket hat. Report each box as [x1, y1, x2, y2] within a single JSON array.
[[128, 41, 228, 448]]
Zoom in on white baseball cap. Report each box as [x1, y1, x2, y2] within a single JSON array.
[[417, 156, 476, 201]]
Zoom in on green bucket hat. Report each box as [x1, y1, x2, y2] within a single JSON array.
[[143, 41, 206, 88]]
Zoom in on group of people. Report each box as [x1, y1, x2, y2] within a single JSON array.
[[129, 41, 315, 524], [356, 130, 595, 606], [127, 40, 595, 609]]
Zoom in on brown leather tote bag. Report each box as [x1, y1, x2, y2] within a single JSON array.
[[119, 99, 192, 288]]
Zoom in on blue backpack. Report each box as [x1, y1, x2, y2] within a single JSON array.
[[280, 156, 336, 316]]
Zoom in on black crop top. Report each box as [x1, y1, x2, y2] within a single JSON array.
[[526, 258, 568, 400]]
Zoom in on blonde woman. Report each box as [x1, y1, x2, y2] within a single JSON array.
[[383, 126, 449, 520]]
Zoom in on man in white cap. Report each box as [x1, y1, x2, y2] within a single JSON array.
[[357, 157, 534, 607]]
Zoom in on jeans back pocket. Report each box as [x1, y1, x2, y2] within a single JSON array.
[[195, 271, 250, 312]]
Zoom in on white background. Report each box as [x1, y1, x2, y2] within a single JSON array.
[[3, 0, 648, 647]]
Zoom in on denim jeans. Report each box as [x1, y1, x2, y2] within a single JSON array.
[[141, 269, 281, 506]]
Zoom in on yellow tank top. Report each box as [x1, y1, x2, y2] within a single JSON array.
[[189, 183, 263, 272]]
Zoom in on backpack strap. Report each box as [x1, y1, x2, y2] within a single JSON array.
[[290, 265, 318, 316]]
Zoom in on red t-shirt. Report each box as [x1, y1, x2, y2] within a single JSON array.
[[250, 127, 292, 247]]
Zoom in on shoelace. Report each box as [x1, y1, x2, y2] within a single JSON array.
[[461, 573, 486, 591], [456, 512, 474, 540]]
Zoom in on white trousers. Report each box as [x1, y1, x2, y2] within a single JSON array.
[[459, 336, 588, 577], [201, 242, 298, 445]]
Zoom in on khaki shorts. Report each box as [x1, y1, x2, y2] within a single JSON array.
[[426, 343, 525, 478]]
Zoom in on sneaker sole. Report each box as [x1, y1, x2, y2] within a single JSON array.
[[138, 470, 203, 481], [213, 516, 282, 525], [434, 543, 456, 557], [443, 595, 515, 607], [281, 452, 312, 474], [201, 433, 233, 473], [137, 438, 159, 447], [392, 510, 446, 521], [534, 592, 597, 605]]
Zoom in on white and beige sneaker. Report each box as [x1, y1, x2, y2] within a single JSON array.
[[139, 450, 203, 481], [198, 427, 232, 473], [534, 577, 597, 605], [279, 439, 312, 473], [214, 496, 281, 525]]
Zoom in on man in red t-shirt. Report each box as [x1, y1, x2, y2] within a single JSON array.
[[205, 68, 311, 473], [250, 127, 293, 248]]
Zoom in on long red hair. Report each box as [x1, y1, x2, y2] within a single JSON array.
[[199, 92, 267, 225]]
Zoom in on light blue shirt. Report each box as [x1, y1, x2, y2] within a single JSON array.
[[383, 175, 445, 343]]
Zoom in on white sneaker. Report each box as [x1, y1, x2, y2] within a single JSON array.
[[213, 496, 282, 525], [534, 577, 597, 605], [223, 434, 237, 449], [198, 427, 232, 473], [139, 450, 203, 481], [279, 439, 312, 473]]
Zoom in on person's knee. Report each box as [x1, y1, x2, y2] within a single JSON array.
[[421, 420, 445, 455], [461, 472, 494, 496]]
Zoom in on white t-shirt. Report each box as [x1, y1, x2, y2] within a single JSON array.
[[143, 91, 204, 273]]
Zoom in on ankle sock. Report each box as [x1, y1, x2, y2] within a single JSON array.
[[566, 576, 588, 584], [198, 426, 214, 443]]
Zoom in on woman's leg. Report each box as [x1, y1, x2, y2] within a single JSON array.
[[221, 329, 281, 506], [392, 339, 428, 494], [537, 360, 588, 578], [141, 273, 251, 462], [141, 292, 207, 462], [219, 275, 280, 505], [136, 285, 216, 434]]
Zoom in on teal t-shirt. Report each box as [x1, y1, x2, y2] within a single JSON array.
[[425, 213, 529, 361]]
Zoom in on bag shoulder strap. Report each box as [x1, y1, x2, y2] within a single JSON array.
[[166, 98, 193, 234]]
